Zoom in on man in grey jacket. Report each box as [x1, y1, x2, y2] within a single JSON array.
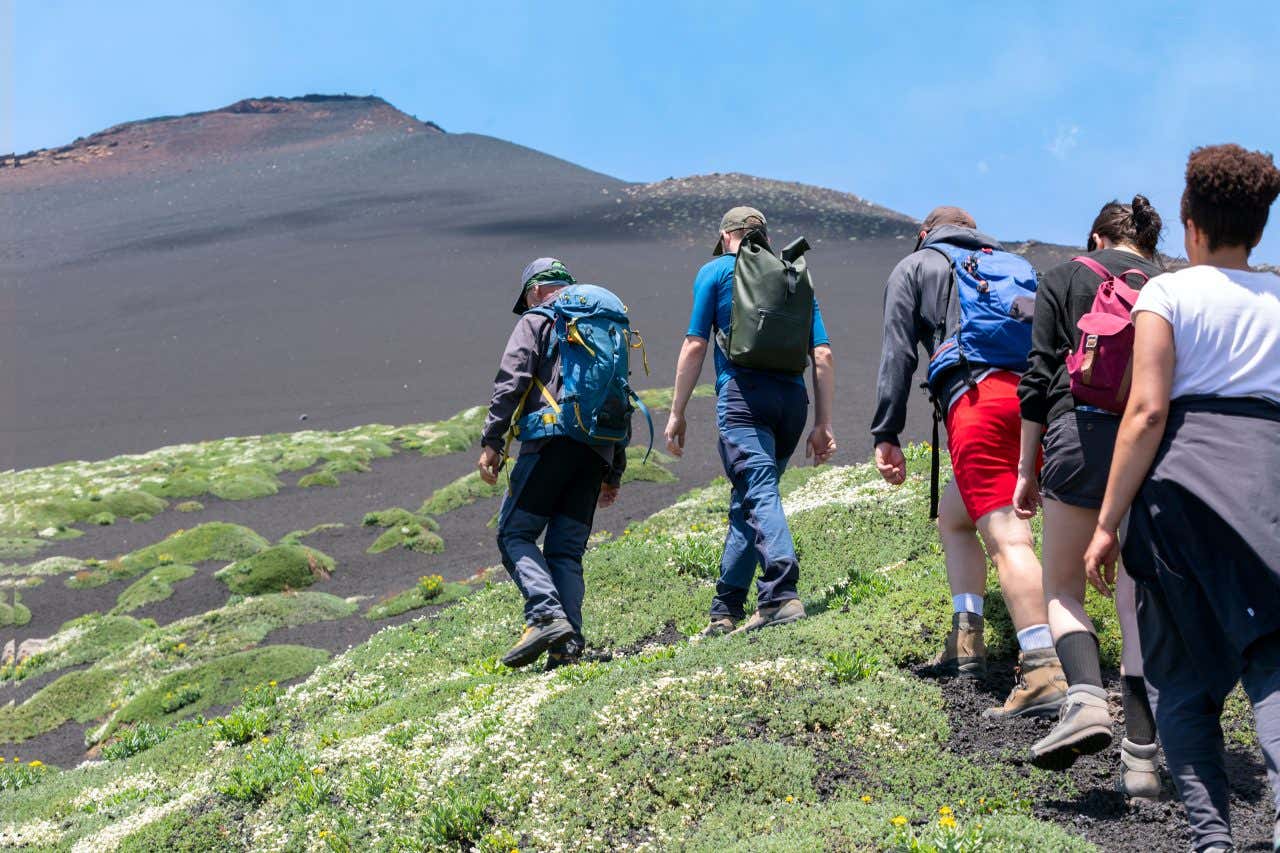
[[477, 258, 625, 670], [871, 207, 1064, 720]]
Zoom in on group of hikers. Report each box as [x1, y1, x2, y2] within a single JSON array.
[[475, 143, 1280, 853]]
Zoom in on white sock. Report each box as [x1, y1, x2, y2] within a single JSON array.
[[1016, 623, 1054, 651], [951, 593, 984, 616]]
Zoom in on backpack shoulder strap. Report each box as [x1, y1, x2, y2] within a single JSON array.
[[1071, 255, 1115, 281]]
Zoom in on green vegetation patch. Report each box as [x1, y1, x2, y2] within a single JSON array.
[[620, 446, 677, 484], [7, 613, 154, 682], [1, 555, 83, 577], [117, 806, 242, 852], [174, 500, 204, 513], [368, 523, 445, 555], [297, 470, 339, 488], [0, 592, 31, 627], [365, 574, 472, 620], [115, 645, 329, 730], [214, 545, 335, 595], [636, 382, 715, 412], [362, 507, 440, 531], [420, 470, 508, 516], [112, 564, 198, 614], [122, 522, 271, 574]]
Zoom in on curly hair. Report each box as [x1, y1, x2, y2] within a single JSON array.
[[1089, 194, 1162, 257], [1181, 144, 1280, 251]]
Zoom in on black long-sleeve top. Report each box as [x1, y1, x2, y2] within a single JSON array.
[[1016, 248, 1162, 425]]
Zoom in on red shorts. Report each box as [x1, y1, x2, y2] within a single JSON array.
[[945, 371, 1037, 522]]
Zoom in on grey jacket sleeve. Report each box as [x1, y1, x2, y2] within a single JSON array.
[[480, 314, 548, 451], [870, 255, 923, 447]]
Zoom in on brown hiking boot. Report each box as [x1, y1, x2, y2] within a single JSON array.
[[1117, 738, 1161, 799], [929, 612, 987, 677], [501, 618, 574, 668], [1030, 683, 1113, 769], [695, 616, 738, 639], [982, 648, 1067, 720], [730, 599, 806, 635]]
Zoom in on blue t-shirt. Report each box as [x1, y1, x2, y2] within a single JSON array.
[[686, 254, 830, 390]]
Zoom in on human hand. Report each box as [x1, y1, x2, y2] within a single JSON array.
[[806, 424, 837, 466], [477, 447, 502, 485], [874, 442, 906, 485], [598, 483, 619, 508], [1013, 472, 1041, 520], [664, 413, 687, 457], [1083, 526, 1120, 597]]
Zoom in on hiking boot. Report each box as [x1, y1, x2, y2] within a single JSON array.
[[982, 648, 1067, 720], [929, 612, 987, 677], [695, 616, 739, 639], [1029, 684, 1113, 770], [544, 636, 585, 673], [1117, 737, 1161, 799], [730, 599, 806, 634], [501, 618, 573, 668]]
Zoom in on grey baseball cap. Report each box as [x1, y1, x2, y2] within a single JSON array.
[[513, 257, 575, 314], [712, 206, 767, 256]]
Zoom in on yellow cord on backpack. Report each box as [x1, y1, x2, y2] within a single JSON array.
[[566, 319, 596, 356], [500, 379, 560, 466], [629, 330, 650, 376]]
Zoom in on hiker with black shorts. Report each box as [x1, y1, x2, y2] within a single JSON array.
[[872, 207, 1067, 720], [664, 207, 837, 636], [478, 258, 642, 671], [1085, 145, 1280, 853], [1013, 197, 1164, 792]]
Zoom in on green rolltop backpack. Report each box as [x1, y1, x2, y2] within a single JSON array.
[[716, 231, 814, 374]]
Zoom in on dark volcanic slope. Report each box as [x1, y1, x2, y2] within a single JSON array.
[[1, 95, 1075, 470]]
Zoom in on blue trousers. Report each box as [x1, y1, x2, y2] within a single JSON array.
[[710, 374, 808, 619], [496, 438, 606, 638]]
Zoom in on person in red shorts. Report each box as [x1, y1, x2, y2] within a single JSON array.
[[872, 206, 1066, 720]]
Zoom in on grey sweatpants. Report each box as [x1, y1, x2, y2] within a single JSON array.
[[1139, 580, 1280, 850]]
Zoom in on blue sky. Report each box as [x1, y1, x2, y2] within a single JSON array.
[[10, 0, 1280, 260]]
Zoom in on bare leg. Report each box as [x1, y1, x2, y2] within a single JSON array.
[[976, 506, 1048, 633], [937, 479, 987, 600], [1041, 498, 1099, 641]]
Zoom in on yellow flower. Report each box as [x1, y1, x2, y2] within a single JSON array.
[[312, 766, 324, 775], [0, 757, 5, 763], [939, 815, 957, 830], [27, 760, 42, 768], [938, 805, 953, 816], [260, 736, 270, 744], [891, 816, 908, 827], [860, 795, 873, 803], [784, 795, 794, 803], [268, 680, 277, 688]]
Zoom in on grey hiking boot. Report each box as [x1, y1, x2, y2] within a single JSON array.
[[501, 618, 574, 668], [1029, 683, 1113, 770], [695, 616, 738, 639], [730, 599, 806, 635], [983, 648, 1068, 721], [1117, 738, 1161, 799], [929, 612, 987, 677]]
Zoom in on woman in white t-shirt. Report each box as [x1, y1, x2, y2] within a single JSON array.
[[1085, 144, 1280, 853]]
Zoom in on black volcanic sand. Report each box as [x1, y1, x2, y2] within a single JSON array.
[[2, 397, 725, 767], [918, 661, 1276, 852]]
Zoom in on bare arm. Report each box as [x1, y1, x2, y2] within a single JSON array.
[[1012, 419, 1045, 518], [664, 336, 708, 457], [807, 345, 837, 465], [1083, 311, 1175, 594]]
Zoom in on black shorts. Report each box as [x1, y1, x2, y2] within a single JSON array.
[[1039, 409, 1120, 509]]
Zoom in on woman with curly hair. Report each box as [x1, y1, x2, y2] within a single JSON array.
[[1086, 144, 1280, 853], [1014, 196, 1164, 794]]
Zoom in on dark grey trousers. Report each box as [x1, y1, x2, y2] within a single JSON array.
[[1139, 580, 1280, 850]]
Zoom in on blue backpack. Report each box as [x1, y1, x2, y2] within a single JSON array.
[[509, 284, 654, 458], [925, 242, 1038, 392]]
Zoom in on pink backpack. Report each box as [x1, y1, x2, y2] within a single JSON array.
[[1065, 256, 1149, 413]]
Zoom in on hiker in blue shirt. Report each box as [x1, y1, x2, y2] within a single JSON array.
[[664, 206, 837, 635]]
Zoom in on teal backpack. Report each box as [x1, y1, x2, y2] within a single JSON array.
[[506, 284, 654, 459]]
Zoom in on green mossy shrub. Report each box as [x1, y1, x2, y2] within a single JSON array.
[[321, 454, 370, 475], [420, 470, 507, 516], [3, 555, 82, 577], [100, 490, 168, 519], [114, 646, 328, 731], [0, 537, 45, 560], [636, 383, 715, 412], [120, 522, 270, 576], [208, 467, 280, 501], [0, 593, 31, 627], [362, 507, 440, 531], [365, 577, 471, 620], [0, 667, 120, 742], [214, 545, 335, 595], [297, 470, 339, 488], [141, 471, 211, 499], [620, 446, 677, 484], [368, 522, 445, 555], [90, 511, 116, 526], [278, 523, 345, 546], [10, 613, 152, 682], [175, 500, 204, 513], [112, 564, 198, 614]]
